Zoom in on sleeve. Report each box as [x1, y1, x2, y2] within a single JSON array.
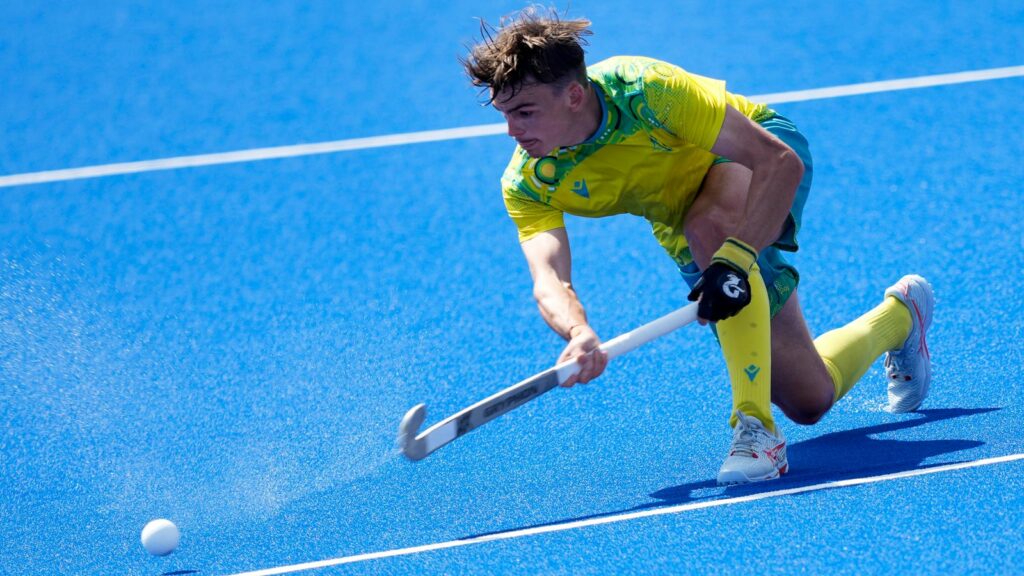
[[502, 188, 565, 243], [639, 61, 728, 152]]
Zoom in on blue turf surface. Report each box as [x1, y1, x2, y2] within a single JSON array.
[[2, 2, 1023, 574]]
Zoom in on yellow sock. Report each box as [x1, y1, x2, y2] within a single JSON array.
[[717, 263, 773, 432], [814, 296, 912, 404]]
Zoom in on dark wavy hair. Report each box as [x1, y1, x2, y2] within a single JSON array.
[[461, 6, 592, 103]]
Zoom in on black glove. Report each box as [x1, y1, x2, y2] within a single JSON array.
[[687, 237, 758, 323]]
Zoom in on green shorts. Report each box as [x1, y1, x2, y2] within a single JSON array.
[[677, 112, 812, 317]]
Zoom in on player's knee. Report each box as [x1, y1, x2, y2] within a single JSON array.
[[777, 385, 834, 425], [785, 405, 828, 425]]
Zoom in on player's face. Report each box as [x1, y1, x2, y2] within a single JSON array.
[[493, 81, 576, 158]]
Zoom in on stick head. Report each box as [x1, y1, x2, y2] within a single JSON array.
[[397, 404, 428, 461]]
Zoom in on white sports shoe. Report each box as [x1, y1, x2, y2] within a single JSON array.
[[883, 274, 935, 413], [717, 411, 788, 485]]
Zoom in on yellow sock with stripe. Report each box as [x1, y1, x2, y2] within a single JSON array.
[[814, 296, 912, 404], [716, 263, 774, 432]]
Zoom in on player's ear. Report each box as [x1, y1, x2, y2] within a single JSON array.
[[565, 80, 586, 110]]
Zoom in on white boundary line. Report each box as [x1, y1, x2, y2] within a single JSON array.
[[230, 453, 1024, 576], [751, 65, 1024, 103], [1, 65, 1022, 189]]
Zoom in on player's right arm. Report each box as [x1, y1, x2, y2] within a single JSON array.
[[520, 227, 608, 386]]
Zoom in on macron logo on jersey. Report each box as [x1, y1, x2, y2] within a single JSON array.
[[571, 179, 590, 198]]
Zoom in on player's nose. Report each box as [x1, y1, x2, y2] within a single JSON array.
[[506, 118, 525, 138]]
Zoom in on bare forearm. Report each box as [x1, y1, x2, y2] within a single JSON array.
[[535, 281, 589, 341], [735, 150, 803, 251], [520, 230, 607, 385], [707, 105, 805, 254]]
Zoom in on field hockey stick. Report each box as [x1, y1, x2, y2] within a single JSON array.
[[397, 302, 699, 461]]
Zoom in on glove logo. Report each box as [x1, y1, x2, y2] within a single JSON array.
[[722, 273, 745, 299]]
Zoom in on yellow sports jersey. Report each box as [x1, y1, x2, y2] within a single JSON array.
[[501, 55, 771, 266]]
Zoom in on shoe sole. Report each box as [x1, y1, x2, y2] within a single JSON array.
[[717, 462, 788, 486]]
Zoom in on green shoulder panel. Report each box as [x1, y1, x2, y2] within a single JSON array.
[[589, 56, 672, 133]]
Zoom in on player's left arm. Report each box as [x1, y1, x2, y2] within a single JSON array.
[[709, 104, 804, 252], [687, 105, 804, 322]]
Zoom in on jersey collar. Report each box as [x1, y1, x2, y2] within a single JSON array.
[[559, 81, 613, 154]]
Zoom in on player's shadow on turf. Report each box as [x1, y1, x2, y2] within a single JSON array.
[[649, 407, 1000, 504], [463, 407, 999, 540]]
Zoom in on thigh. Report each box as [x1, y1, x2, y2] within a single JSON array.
[[770, 290, 836, 424]]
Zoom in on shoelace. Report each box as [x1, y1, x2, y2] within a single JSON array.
[[729, 421, 760, 457], [885, 355, 909, 381]]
